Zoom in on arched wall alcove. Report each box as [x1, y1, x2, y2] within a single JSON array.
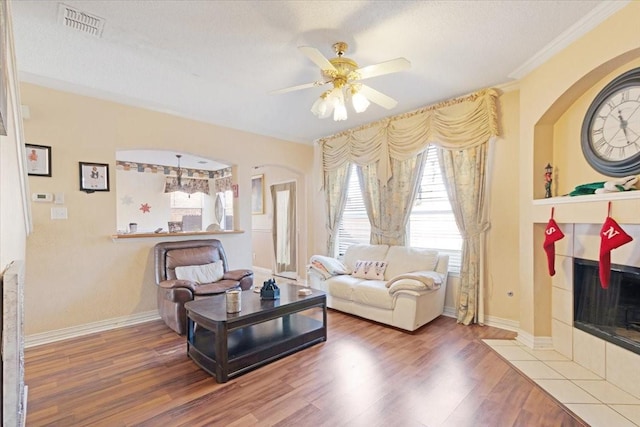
[[532, 48, 640, 199]]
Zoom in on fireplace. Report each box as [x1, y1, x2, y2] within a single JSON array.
[[573, 258, 640, 356]]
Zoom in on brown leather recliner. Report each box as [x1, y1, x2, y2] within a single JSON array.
[[154, 239, 253, 334]]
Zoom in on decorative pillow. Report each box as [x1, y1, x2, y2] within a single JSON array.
[[344, 244, 389, 272], [309, 255, 350, 277], [175, 261, 224, 284], [352, 260, 387, 280]]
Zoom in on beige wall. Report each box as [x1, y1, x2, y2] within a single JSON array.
[[519, 1, 640, 338], [483, 88, 521, 322], [21, 83, 313, 335]]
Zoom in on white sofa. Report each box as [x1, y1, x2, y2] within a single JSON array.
[[308, 244, 448, 331]]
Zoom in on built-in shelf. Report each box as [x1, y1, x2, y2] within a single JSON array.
[[111, 230, 244, 240]]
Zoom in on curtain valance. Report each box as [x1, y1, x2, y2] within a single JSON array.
[[316, 88, 499, 184], [164, 176, 210, 195], [214, 176, 233, 193]]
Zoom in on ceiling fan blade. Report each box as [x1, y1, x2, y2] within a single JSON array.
[[358, 85, 398, 109], [354, 57, 411, 81], [269, 80, 329, 95], [298, 46, 337, 71]]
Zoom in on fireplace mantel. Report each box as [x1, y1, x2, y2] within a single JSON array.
[[531, 191, 640, 225]]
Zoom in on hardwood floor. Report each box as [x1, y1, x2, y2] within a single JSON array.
[[25, 312, 586, 426]]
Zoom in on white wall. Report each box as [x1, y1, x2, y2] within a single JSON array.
[[0, 0, 30, 268]]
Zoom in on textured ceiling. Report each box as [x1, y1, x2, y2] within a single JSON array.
[[10, 1, 626, 144]]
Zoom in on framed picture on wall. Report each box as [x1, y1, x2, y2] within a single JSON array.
[[79, 162, 109, 192], [251, 174, 264, 214], [25, 144, 52, 177]]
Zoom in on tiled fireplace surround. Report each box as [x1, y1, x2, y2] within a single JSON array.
[[551, 220, 640, 399]]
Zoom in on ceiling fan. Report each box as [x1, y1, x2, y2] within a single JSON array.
[[269, 42, 411, 121]]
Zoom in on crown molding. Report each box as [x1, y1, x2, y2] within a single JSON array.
[[508, 1, 631, 80], [494, 79, 521, 94]]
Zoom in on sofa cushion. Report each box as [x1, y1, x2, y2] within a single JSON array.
[[175, 261, 224, 284], [351, 280, 395, 310], [325, 275, 365, 301], [343, 244, 389, 271], [352, 260, 387, 280], [384, 246, 439, 280]]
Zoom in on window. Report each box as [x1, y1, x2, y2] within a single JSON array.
[[336, 146, 462, 272], [170, 191, 203, 231], [337, 167, 370, 257], [408, 146, 462, 271]]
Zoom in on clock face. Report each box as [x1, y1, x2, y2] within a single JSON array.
[[582, 67, 640, 177], [589, 86, 640, 161]]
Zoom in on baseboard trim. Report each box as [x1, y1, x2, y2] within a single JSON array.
[[25, 311, 160, 348], [484, 315, 519, 333], [516, 330, 553, 349], [443, 306, 457, 319], [442, 306, 519, 332]]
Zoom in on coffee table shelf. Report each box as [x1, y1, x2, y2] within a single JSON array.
[[185, 284, 326, 382]]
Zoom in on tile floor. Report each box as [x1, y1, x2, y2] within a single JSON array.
[[483, 339, 640, 427]]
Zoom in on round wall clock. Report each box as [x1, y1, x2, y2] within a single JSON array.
[[581, 66, 640, 177]]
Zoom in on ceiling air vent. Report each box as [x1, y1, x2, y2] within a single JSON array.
[[57, 3, 105, 38]]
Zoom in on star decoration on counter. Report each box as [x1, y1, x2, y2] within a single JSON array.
[[121, 195, 133, 205], [139, 203, 151, 214]]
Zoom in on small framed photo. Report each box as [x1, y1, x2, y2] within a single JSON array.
[[25, 144, 52, 177], [79, 162, 109, 192], [168, 221, 183, 233], [251, 174, 264, 214]]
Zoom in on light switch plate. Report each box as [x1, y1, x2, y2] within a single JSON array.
[[51, 207, 68, 220]]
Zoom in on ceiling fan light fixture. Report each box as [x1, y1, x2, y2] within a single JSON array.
[[310, 95, 326, 117], [311, 90, 334, 119], [274, 41, 410, 121], [351, 87, 370, 113], [333, 102, 347, 121]]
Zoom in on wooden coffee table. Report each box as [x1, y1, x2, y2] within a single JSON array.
[[185, 283, 327, 383]]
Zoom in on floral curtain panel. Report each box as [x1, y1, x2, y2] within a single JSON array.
[[358, 153, 425, 245], [324, 162, 352, 256], [439, 145, 490, 325]]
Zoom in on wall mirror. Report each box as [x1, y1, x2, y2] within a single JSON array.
[[115, 150, 234, 234]]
